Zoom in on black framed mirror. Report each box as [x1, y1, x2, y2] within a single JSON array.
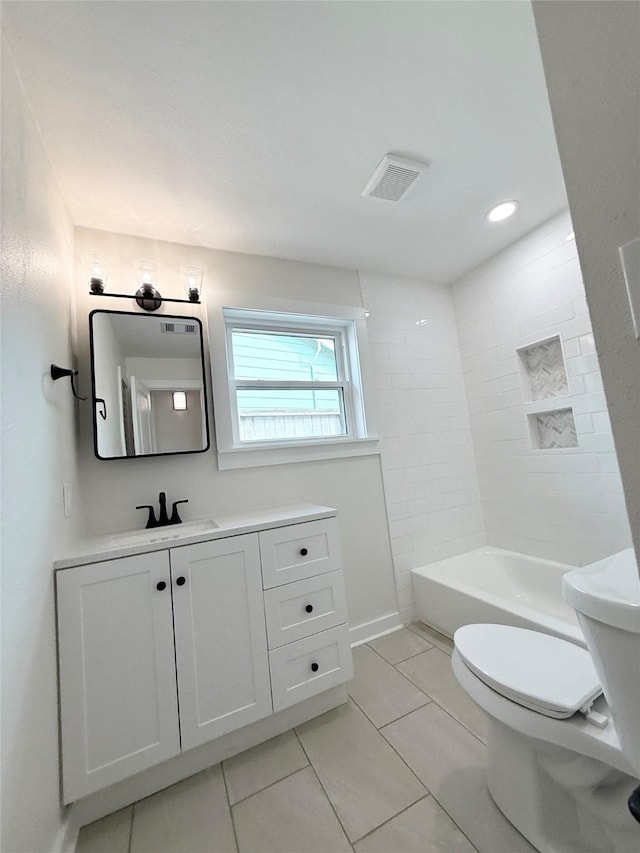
[[89, 310, 210, 460]]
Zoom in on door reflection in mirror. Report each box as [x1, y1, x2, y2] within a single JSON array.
[[89, 311, 210, 459]]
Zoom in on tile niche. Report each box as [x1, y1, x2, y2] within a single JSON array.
[[517, 335, 578, 450]]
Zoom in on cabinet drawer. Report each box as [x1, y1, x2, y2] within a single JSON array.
[[269, 624, 353, 712], [264, 570, 348, 649], [259, 517, 340, 589]]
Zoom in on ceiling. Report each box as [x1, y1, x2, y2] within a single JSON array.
[[104, 314, 202, 359], [2, 1, 568, 284]]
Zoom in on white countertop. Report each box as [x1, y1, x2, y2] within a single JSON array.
[[54, 503, 337, 569]]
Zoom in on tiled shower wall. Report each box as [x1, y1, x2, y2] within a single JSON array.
[[361, 272, 486, 623], [451, 211, 632, 566]]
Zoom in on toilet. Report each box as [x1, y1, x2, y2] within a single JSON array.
[[452, 549, 640, 853]]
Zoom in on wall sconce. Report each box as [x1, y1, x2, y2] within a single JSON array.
[[88, 257, 204, 312], [172, 391, 188, 411]]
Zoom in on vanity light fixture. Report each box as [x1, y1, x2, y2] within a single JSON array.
[[88, 257, 204, 311], [487, 200, 518, 223], [172, 391, 188, 411]]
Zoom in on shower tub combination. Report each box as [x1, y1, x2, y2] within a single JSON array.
[[412, 546, 586, 647]]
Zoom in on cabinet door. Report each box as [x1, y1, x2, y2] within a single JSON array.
[[57, 552, 180, 802], [171, 534, 272, 751]]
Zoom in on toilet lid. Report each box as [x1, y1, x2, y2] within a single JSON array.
[[454, 624, 602, 719]]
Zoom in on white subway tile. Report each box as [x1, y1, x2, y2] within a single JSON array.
[[517, 301, 575, 337], [373, 215, 627, 599]]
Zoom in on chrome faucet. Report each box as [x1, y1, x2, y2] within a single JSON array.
[[136, 492, 189, 529]]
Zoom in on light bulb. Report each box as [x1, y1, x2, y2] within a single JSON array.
[[181, 265, 204, 302], [173, 391, 187, 411], [486, 200, 518, 223], [85, 254, 109, 293], [135, 259, 158, 290]]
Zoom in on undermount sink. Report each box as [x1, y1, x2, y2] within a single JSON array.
[[109, 518, 218, 547]]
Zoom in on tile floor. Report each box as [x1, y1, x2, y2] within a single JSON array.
[[76, 623, 535, 853]]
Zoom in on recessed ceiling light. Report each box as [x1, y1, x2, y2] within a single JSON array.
[[486, 200, 518, 223]]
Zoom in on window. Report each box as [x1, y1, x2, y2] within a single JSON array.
[[211, 306, 376, 468]]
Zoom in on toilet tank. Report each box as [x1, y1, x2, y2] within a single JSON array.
[[563, 550, 640, 775]]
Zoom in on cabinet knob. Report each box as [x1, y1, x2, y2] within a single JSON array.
[[156, 581, 167, 591], [305, 604, 314, 613], [310, 662, 319, 673], [300, 547, 308, 557], [176, 576, 187, 586]]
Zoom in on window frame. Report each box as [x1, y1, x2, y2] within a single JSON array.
[[210, 302, 378, 469]]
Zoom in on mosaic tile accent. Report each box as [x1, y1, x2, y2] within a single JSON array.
[[520, 336, 568, 401], [530, 408, 578, 450]]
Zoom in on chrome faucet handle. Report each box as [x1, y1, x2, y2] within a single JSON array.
[[136, 505, 158, 529], [170, 499, 188, 525]]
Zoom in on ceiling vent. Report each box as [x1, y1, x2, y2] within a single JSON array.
[[362, 154, 429, 202], [160, 322, 197, 334]]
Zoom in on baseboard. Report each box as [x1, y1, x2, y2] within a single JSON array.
[[53, 815, 78, 853], [349, 611, 402, 646]]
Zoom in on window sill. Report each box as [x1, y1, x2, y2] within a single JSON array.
[[217, 437, 380, 470]]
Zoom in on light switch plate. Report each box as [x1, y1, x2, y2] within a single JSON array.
[[619, 236, 640, 340]]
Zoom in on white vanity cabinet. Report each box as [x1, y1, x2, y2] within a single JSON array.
[[55, 506, 352, 805], [170, 535, 272, 751], [57, 551, 182, 802]]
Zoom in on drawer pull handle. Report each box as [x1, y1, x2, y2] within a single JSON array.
[[156, 581, 167, 591], [310, 662, 319, 673], [176, 576, 187, 587], [305, 604, 314, 613], [300, 547, 308, 556]]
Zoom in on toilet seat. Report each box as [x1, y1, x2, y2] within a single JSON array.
[[454, 624, 602, 719]]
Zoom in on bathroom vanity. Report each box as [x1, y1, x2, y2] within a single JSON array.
[[55, 504, 352, 804]]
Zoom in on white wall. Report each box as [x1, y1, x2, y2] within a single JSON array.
[[533, 1, 640, 559], [125, 357, 202, 382], [361, 272, 486, 622], [1, 41, 79, 853], [73, 227, 399, 638], [151, 390, 203, 454], [452, 211, 632, 565]]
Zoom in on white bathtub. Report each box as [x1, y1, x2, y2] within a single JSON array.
[[412, 546, 585, 647]]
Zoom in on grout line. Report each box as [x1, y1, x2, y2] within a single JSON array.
[[220, 761, 240, 853], [224, 759, 310, 807], [343, 695, 429, 815], [406, 621, 454, 652], [347, 688, 432, 734], [126, 805, 134, 853], [390, 653, 487, 747], [381, 654, 484, 852], [365, 639, 435, 667], [350, 794, 430, 846], [292, 728, 356, 851], [375, 713, 481, 853]]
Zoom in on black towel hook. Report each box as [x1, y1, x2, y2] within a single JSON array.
[[95, 398, 107, 420], [50, 364, 87, 401]]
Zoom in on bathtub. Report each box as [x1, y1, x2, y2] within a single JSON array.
[[412, 546, 586, 647]]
